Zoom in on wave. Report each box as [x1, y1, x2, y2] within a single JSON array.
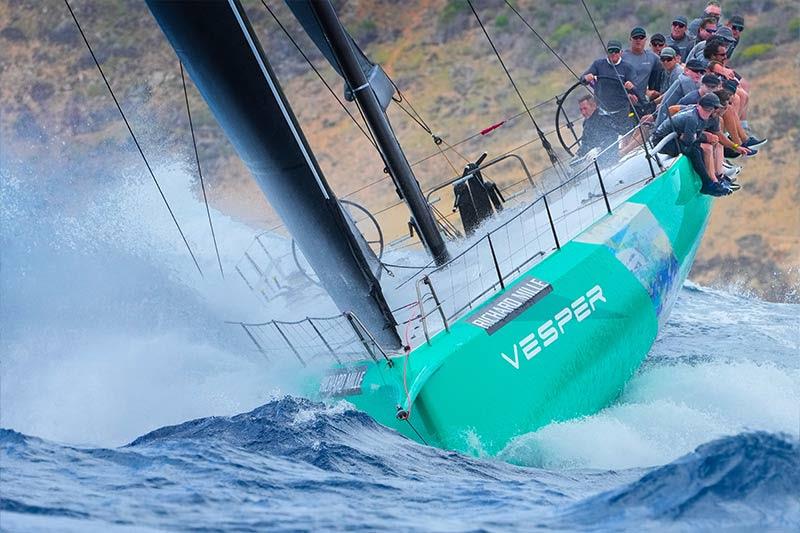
[[3, 401, 798, 531], [499, 360, 799, 470], [561, 432, 800, 529], [128, 397, 404, 476]]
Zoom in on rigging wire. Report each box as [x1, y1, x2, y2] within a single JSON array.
[[391, 95, 463, 174], [579, 0, 660, 172], [266, 0, 467, 191], [466, 0, 565, 177], [259, 0, 379, 152], [180, 61, 225, 279], [63, 0, 204, 278], [502, 0, 581, 82]]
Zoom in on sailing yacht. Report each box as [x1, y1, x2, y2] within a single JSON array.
[[142, 0, 712, 455]]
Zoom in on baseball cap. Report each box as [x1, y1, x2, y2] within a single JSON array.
[[660, 47, 677, 59], [701, 74, 721, 87], [716, 26, 736, 42], [650, 33, 666, 44], [672, 15, 688, 26], [630, 27, 647, 38], [722, 78, 739, 93], [685, 59, 707, 72], [699, 93, 722, 109], [729, 15, 745, 28], [606, 40, 623, 52]]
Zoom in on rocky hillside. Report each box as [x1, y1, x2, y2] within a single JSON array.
[[2, 0, 798, 301]]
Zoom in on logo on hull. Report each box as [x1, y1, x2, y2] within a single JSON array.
[[500, 285, 606, 369]]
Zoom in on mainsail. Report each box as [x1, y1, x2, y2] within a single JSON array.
[[145, 0, 401, 348]]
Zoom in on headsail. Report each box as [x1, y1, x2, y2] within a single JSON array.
[[145, 0, 401, 348]]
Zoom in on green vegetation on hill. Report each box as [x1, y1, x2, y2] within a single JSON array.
[[1, 0, 798, 301]]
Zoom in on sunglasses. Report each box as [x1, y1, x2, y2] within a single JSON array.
[[607, 48, 621, 53], [632, 35, 646, 40], [660, 57, 674, 62], [652, 41, 665, 46], [732, 25, 744, 31], [705, 28, 717, 33], [672, 22, 686, 28], [689, 68, 706, 74]]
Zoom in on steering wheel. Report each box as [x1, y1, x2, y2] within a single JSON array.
[[555, 80, 591, 156], [291, 199, 385, 287], [555, 76, 635, 155]]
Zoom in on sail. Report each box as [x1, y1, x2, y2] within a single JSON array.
[[145, 0, 401, 349], [283, 1, 395, 110]]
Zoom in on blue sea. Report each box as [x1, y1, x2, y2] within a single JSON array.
[[1, 166, 799, 531]]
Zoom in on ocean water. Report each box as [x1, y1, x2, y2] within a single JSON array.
[[1, 164, 799, 531]]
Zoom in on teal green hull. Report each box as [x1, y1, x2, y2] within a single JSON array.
[[326, 157, 712, 455]]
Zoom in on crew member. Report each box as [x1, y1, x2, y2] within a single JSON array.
[[666, 15, 692, 59], [582, 40, 640, 137], [651, 93, 730, 196], [655, 58, 706, 127], [623, 27, 664, 114]]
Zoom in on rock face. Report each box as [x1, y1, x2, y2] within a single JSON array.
[[1, 0, 797, 302]]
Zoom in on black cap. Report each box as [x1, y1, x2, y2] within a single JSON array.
[[650, 33, 666, 44], [686, 59, 706, 72], [729, 15, 745, 27], [722, 78, 739, 93], [606, 40, 623, 52], [699, 93, 722, 109], [716, 26, 736, 42], [701, 74, 721, 87], [673, 15, 688, 26], [630, 27, 647, 38]]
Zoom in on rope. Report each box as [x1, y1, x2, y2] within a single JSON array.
[[467, 1, 564, 176], [180, 61, 225, 279], [64, 0, 204, 278]]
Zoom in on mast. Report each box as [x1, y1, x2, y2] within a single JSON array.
[[307, 0, 451, 266], [145, 0, 401, 349]]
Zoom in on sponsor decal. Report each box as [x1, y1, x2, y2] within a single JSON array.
[[500, 285, 606, 370], [469, 277, 552, 335], [575, 202, 678, 323], [319, 365, 368, 397]]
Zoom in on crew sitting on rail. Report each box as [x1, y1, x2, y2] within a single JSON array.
[[650, 92, 731, 197], [666, 15, 692, 60], [702, 37, 765, 149], [725, 14, 745, 59], [697, 91, 741, 190], [654, 58, 706, 127], [670, 77, 756, 163], [656, 47, 684, 96], [687, 1, 722, 41], [677, 73, 722, 106]]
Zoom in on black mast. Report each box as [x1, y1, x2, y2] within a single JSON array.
[[307, 0, 450, 266], [145, 0, 401, 349]]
